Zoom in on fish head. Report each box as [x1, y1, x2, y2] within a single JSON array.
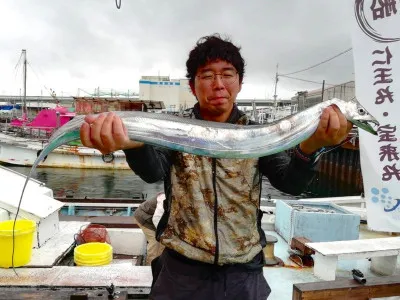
[[334, 98, 379, 135]]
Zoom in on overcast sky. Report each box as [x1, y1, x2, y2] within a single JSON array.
[[0, 0, 355, 100]]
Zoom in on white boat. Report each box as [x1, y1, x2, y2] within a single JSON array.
[[0, 131, 129, 169], [0, 104, 129, 170], [0, 165, 399, 299]]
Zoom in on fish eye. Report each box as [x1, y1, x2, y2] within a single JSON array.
[[358, 107, 366, 115]]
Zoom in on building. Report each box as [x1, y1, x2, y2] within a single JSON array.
[[74, 97, 164, 115], [291, 81, 355, 112], [139, 76, 197, 113]]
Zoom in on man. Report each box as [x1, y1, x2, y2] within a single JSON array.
[[80, 34, 352, 299], [133, 192, 165, 265]]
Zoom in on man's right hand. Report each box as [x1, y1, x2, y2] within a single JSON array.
[[80, 112, 144, 154]]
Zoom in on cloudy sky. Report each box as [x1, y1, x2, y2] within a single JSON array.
[[0, 0, 356, 100]]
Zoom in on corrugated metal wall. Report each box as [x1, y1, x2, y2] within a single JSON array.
[[308, 147, 364, 197], [286, 146, 364, 197]]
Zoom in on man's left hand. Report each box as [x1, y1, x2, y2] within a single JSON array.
[[299, 105, 353, 155]]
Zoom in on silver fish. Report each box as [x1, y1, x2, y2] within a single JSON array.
[[32, 98, 378, 170]]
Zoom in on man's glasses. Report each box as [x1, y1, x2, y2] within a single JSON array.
[[197, 70, 238, 85]]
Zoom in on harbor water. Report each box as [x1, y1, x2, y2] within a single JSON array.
[[5, 165, 305, 201]]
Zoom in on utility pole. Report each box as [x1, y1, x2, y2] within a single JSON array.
[[321, 80, 325, 102], [273, 64, 279, 107]]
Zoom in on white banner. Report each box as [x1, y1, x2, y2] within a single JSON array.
[[352, 0, 400, 232]]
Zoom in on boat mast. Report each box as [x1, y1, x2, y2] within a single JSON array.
[[22, 49, 27, 118], [273, 63, 279, 107]]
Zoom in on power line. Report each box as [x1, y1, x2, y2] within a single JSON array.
[[280, 47, 353, 76], [279, 74, 337, 86]]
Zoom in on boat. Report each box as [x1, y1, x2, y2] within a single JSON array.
[[0, 105, 130, 169], [0, 50, 131, 170], [0, 165, 151, 298], [0, 132, 129, 169], [0, 103, 21, 120], [0, 165, 399, 299]]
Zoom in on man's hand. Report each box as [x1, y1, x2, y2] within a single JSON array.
[[299, 105, 353, 155], [80, 112, 143, 154]]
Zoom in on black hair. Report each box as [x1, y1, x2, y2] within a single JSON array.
[[186, 33, 245, 86]]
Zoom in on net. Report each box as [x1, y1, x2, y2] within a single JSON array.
[[75, 224, 111, 245]]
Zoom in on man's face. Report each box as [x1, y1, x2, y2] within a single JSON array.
[[191, 60, 242, 122]]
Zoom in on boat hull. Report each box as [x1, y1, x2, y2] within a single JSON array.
[[0, 133, 129, 170]]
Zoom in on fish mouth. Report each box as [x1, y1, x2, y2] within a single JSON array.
[[352, 119, 380, 135]]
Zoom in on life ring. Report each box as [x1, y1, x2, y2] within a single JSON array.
[[102, 153, 115, 163]]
